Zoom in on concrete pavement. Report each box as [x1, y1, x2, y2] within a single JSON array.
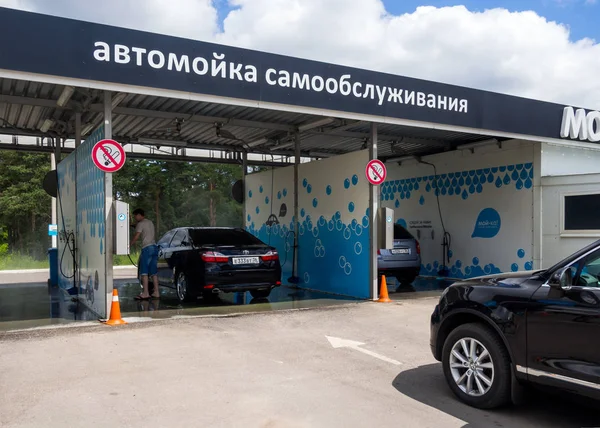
[[1, 298, 598, 428]]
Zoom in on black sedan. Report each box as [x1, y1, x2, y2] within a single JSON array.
[[430, 240, 600, 409], [140, 227, 282, 302]]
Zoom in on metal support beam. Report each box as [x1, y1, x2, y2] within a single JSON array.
[[369, 123, 378, 301], [89, 104, 297, 132], [306, 128, 450, 148], [75, 112, 82, 147], [0, 142, 293, 167], [54, 137, 61, 164], [50, 151, 57, 249], [103, 91, 114, 317], [293, 133, 301, 283], [242, 150, 248, 229]]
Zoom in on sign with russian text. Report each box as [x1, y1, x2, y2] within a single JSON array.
[[0, 7, 580, 141]]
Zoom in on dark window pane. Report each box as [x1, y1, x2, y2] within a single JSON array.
[[157, 230, 176, 246], [394, 224, 414, 240], [170, 230, 187, 247], [564, 194, 600, 230], [189, 228, 265, 246]]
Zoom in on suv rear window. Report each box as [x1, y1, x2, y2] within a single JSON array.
[[394, 224, 414, 240], [189, 228, 265, 247]]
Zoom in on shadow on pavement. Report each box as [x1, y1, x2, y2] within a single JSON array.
[[392, 363, 600, 428]]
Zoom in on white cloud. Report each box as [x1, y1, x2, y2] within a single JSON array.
[[0, 0, 599, 109], [217, 2, 600, 108], [1, 0, 219, 41]]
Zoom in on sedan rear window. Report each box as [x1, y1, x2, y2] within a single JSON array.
[[189, 228, 265, 247], [394, 224, 414, 240]]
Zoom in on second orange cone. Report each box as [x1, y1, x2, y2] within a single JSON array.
[[378, 275, 392, 303], [105, 288, 127, 326]]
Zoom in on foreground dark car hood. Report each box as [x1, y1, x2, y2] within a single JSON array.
[[453, 269, 546, 287]]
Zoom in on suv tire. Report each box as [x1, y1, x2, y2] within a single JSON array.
[[442, 322, 512, 409]]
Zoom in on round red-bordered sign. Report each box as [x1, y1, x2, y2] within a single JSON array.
[[365, 159, 387, 185], [92, 139, 126, 173]]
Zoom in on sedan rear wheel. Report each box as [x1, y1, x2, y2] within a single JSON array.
[[175, 270, 189, 303], [442, 323, 511, 409]]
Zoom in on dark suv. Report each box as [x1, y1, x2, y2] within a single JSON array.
[[430, 240, 600, 409]]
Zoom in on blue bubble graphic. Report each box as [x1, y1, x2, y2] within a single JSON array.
[[348, 202, 355, 213], [472, 208, 501, 239], [352, 174, 359, 186], [277, 191, 282, 200], [301, 208, 306, 218], [525, 262, 533, 271], [362, 216, 369, 228], [259, 185, 264, 193], [518, 249, 526, 259], [247, 215, 251, 222], [511, 263, 519, 272], [326, 185, 332, 195], [312, 198, 318, 208], [395, 199, 400, 208], [419, 195, 425, 205], [265, 196, 270, 204], [255, 206, 260, 214], [283, 188, 288, 197], [344, 178, 350, 189]]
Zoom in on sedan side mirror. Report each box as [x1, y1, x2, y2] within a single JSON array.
[[548, 267, 573, 290]]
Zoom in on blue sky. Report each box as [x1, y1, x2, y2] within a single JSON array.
[[215, 0, 597, 41]]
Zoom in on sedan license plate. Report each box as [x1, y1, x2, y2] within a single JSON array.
[[232, 256, 260, 265], [391, 249, 410, 255]]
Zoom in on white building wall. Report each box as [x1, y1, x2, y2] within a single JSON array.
[[383, 140, 537, 278], [540, 143, 600, 267]]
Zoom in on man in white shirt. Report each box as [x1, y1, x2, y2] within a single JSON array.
[[131, 208, 160, 300]]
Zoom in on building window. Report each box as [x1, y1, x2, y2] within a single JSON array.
[[564, 193, 600, 232]]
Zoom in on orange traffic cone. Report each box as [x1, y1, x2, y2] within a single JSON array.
[[378, 275, 392, 303], [105, 288, 127, 326]]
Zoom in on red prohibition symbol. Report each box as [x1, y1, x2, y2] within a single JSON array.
[[92, 139, 126, 173], [365, 159, 387, 185]]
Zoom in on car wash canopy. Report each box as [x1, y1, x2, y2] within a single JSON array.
[[0, 6, 587, 144]]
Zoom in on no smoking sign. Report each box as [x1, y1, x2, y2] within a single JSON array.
[[365, 159, 387, 186], [92, 139, 126, 173]]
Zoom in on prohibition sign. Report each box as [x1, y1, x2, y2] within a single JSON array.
[[92, 139, 126, 173], [365, 159, 387, 185]]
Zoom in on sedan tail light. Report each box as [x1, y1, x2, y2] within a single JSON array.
[[202, 251, 229, 263], [261, 250, 279, 262], [416, 241, 421, 255]]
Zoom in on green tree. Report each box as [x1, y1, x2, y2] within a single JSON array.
[[113, 160, 243, 236], [0, 152, 51, 258]]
